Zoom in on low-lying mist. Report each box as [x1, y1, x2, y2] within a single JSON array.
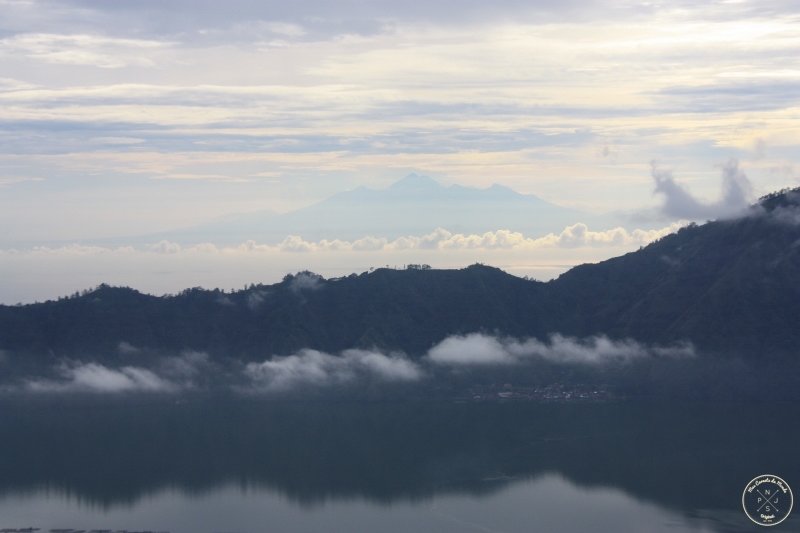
[[4, 332, 794, 399]]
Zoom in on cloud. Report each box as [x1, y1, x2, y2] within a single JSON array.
[[428, 333, 695, 366], [768, 206, 800, 225], [750, 188, 800, 225], [8, 333, 697, 394], [1, 223, 682, 259], [2, 0, 799, 213], [7, 243, 136, 255], [20, 350, 217, 393], [216, 293, 235, 306], [288, 271, 324, 292], [150, 240, 182, 254], [117, 341, 141, 354], [246, 289, 270, 310], [244, 348, 422, 391], [652, 159, 753, 220], [0, 176, 44, 187], [269, 223, 683, 254], [0, 33, 170, 68], [15, 1, 619, 42], [509, 334, 695, 364], [159, 350, 212, 382], [427, 333, 515, 365], [26, 362, 177, 393], [657, 80, 800, 113]]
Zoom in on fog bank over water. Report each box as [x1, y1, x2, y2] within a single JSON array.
[[0, 333, 710, 395]]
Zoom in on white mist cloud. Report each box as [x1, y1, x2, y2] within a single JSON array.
[[117, 341, 141, 355], [244, 333, 695, 392], [159, 350, 212, 380], [652, 159, 753, 221], [751, 189, 800, 225], [427, 333, 515, 365], [26, 362, 177, 393], [9, 332, 698, 394], [246, 289, 270, 310], [123, 222, 680, 256], [289, 271, 324, 292], [244, 348, 422, 391], [769, 207, 800, 225], [508, 334, 695, 364], [150, 240, 182, 254], [283, 223, 683, 252], [428, 333, 695, 365], [0, 32, 170, 68], [21, 350, 216, 393]]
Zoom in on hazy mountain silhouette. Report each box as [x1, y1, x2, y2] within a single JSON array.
[[146, 173, 613, 244]]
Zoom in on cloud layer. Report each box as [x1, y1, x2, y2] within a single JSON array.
[[2, 0, 799, 248], [11, 333, 695, 394], [2, 222, 684, 257]]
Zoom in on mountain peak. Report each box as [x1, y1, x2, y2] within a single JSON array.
[[388, 173, 442, 191]]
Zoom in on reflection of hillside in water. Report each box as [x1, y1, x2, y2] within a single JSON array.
[[0, 396, 797, 522]]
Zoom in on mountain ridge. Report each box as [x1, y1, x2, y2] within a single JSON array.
[[1, 188, 799, 362]]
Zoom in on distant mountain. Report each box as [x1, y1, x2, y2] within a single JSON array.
[[2, 188, 799, 364], [148, 173, 614, 244]]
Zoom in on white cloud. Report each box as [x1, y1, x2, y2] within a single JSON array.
[[244, 332, 695, 392], [117, 341, 141, 354], [652, 159, 754, 220], [150, 240, 182, 254], [0, 33, 171, 68], [289, 271, 324, 292], [26, 362, 177, 393], [0, 176, 44, 187], [1, 223, 682, 257], [428, 333, 515, 365], [428, 333, 695, 365], [246, 289, 270, 309], [8, 332, 697, 394], [19, 243, 136, 255], [159, 350, 212, 380], [191, 223, 682, 255], [244, 348, 422, 391]]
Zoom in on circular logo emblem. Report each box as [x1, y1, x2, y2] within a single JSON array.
[[742, 474, 793, 526]]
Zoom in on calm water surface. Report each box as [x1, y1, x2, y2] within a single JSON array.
[[0, 396, 797, 533]]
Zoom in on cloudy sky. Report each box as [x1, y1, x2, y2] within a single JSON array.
[[1, 0, 799, 302]]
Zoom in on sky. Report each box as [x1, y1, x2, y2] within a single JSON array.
[[1, 0, 800, 302]]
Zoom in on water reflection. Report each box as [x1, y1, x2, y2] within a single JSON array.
[[0, 475, 750, 533], [0, 396, 797, 532]]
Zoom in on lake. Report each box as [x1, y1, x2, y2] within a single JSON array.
[[0, 396, 797, 532]]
